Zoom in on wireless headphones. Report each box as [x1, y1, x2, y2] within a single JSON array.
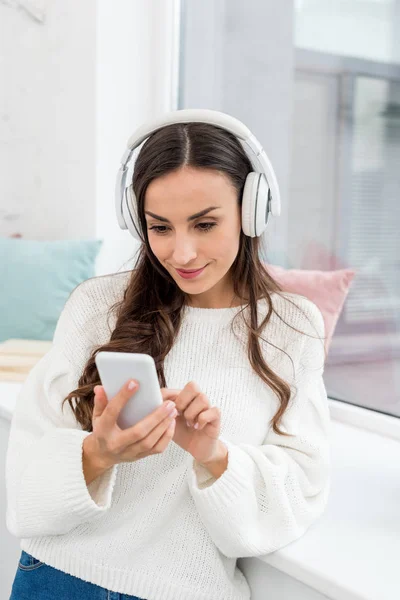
[[115, 109, 281, 242]]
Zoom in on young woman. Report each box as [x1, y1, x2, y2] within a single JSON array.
[[6, 110, 330, 600]]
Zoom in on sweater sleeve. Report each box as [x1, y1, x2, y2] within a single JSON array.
[[5, 312, 119, 539], [187, 300, 331, 559]]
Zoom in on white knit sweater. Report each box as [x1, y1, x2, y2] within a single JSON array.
[[5, 271, 331, 600]]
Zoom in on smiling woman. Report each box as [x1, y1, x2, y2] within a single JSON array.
[[144, 166, 242, 303], [64, 117, 325, 440], [6, 112, 328, 600]]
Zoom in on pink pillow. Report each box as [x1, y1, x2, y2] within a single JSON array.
[[264, 263, 356, 354]]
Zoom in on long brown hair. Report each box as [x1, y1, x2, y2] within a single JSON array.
[[63, 122, 326, 436]]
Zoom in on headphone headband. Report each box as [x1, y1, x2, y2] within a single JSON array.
[[116, 109, 281, 234], [127, 109, 253, 147]]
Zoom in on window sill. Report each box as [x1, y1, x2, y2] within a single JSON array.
[[328, 397, 400, 442], [255, 414, 400, 600]]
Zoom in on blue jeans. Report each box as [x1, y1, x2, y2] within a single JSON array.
[[10, 550, 146, 600]]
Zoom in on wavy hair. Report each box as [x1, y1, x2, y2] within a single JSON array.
[[63, 122, 326, 436]]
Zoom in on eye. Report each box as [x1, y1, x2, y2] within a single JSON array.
[[148, 222, 217, 235], [196, 222, 217, 232]]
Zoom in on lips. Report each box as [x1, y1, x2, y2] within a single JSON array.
[[177, 267, 206, 273], [175, 265, 208, 279]]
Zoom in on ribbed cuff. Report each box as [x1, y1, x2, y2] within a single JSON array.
[[14, 429, 119, 537], [86, 459, 119, 507], [188, 436, 255, 504]]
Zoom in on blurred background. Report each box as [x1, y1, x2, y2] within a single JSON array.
[[1, 0, 399, 420]]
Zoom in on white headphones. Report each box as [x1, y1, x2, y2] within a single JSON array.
[[115, 109, 281, 242]]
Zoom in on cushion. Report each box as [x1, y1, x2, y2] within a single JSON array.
[[0, 238, 102, 342], [0, 339, 53, 382], [264, 263, 356, 354]]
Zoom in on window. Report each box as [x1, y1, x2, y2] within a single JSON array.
[[179, 0, 400, 419]]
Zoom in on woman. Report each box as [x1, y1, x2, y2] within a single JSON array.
[[6, 110, 330, 600]]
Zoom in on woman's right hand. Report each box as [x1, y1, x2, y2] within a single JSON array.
[[83, 379, 179, 472]]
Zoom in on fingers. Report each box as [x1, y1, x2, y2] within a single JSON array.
[[174, 382, 208, 426], [171, 382, 220, 431], [173, 381, 201, 415], [118, 398, 177, 447], [182, 392, 208, 425], [160, 388, 181, 400], [154, 416, 176, 452], [140, 411, 176, 453], [89, 381, 178, 466], [195, 406, 221, 431], [100, 379, 139, 430], [119, 409, 176, 461], [160, 387, 182, 415]]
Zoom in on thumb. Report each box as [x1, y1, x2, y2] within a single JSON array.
[[160, 388, 181, 401], [160, 387, 182, 414], [93, 385, 108, 419]]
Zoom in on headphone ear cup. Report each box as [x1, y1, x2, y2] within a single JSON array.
[[242, 172, 270, 237], [122, 185, 142, 242]]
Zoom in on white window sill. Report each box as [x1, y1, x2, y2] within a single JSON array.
[[0, 385, 399, 600], [257, 405, 400, 600]]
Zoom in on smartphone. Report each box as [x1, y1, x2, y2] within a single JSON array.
[[95, 351, 163, 429]]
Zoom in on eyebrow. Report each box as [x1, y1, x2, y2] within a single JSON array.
[[145, 206, 221, 223]]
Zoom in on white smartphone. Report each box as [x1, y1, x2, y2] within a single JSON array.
[[95, 351, 163, 429]]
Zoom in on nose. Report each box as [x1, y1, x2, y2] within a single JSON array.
[[171, 234, 197, 266]]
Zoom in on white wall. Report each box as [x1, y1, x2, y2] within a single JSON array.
[[0, 0, 97, 240], [0, 0, 180, 275], [95, 0, 180, 275]]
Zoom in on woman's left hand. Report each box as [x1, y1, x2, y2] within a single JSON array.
[[161, 381, 223, 465]]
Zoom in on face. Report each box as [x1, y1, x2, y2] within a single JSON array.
[[144, 166, 242, 308]]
